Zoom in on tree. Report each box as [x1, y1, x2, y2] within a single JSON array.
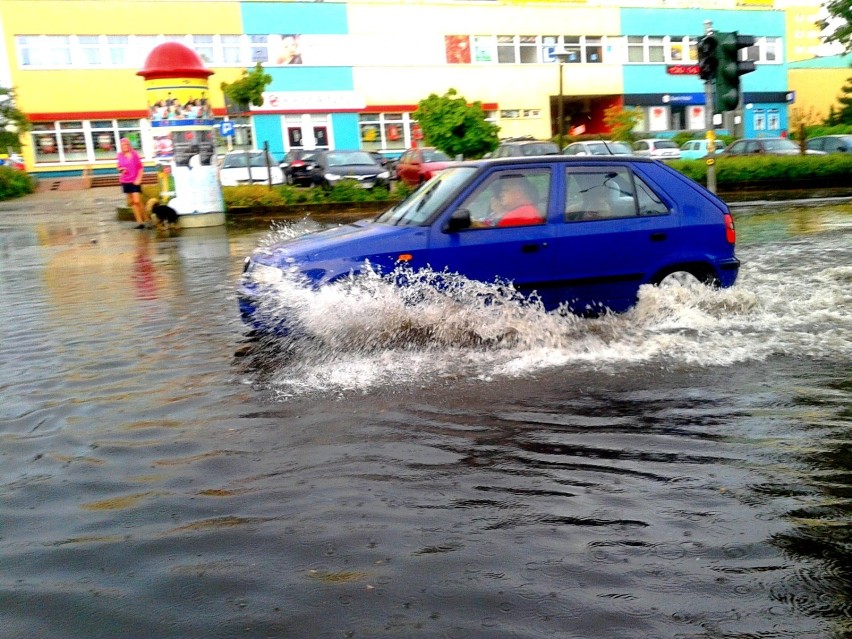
[[0, 87, 30, 153], [220, 63, 272, 112], [835, 75, 852, 124], [603, 104, 643, 142], [819, 0, 852, 54], [414, 89, 500, 159]]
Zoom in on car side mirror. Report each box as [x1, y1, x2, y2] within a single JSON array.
[[444, 208, 472, 232]]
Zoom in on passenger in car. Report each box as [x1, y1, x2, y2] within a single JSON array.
[[494, 177, 545, 227]]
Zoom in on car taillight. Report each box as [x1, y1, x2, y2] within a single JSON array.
[[292, 160, 305, 167], [724, 212, 736, 244]]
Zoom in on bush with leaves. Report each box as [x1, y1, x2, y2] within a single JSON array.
[[0, 166, 36, 200]]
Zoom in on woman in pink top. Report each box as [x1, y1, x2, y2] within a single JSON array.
[[117, 138, 149, 229]]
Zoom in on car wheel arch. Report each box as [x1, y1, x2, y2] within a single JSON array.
[[651, 262, 720, 288]]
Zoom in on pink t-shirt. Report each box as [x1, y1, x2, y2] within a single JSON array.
[[497, 204, 544, 227], [117, 150, 143, 184]]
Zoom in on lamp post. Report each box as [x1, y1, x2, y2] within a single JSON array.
[[552, 45, 571, 150]]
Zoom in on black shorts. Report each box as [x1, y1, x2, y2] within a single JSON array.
[[121, 183, 142, 194]]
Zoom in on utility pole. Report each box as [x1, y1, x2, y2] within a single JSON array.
[[698, 21, 718, 193]]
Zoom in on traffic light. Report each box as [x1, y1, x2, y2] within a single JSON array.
[[697, 34, 718, 81], [714, 31, 756, 113]]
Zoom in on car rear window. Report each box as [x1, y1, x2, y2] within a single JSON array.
[[423, 150, 450, 162]]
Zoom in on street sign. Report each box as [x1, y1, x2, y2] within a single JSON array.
[[219, 121, 235, 137]]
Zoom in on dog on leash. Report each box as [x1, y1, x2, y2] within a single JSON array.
[[146, 198, 179, 230]]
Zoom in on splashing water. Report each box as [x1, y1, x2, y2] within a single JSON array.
[[241, 222, 851, 398]]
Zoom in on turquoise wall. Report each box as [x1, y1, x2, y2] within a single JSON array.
[[253, 115, 284, 159], [331, 113, 360, 149], [620, 8, 785, 36], [266, 67, 354, 91], [240, 2, 348, 34]]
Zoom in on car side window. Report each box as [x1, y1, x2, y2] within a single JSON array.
[[459, 168, 551, 229], [564, 167, 669, 221]]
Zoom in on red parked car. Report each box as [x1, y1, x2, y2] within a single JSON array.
[[394, 147, 452, 186]]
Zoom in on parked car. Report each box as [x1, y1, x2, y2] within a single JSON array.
[[0, 153, 25, 171], [369, 151, 391, 168], [219, 150, 285, 187], [280, 149, 320, 186], [238, 156, 740, 333], [632, 139, 681, 161], [722, 137, 826, 156], [563, 140, 633, 156], [394, 147, 453, 186], [308, 150, 391, 189], [679, 139, 723, 160], [805, 134, 852, 154], [492, 138, 561, 158]]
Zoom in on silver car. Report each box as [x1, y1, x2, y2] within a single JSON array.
[[563, 140, 633, 156], [632, 138, 681, 161]]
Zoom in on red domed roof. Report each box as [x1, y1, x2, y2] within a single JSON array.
[[137, 42, 213, 80]]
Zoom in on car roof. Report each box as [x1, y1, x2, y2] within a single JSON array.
[[453, 155, 658, 169]]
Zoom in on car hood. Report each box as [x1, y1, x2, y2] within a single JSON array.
[[252, 220, 425, 270]]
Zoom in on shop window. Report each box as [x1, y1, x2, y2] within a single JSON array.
[[32, 124, 60, 164], [754, 110, 766, 131], [360, 113, 407, 151], [91, 121, 117, 160]]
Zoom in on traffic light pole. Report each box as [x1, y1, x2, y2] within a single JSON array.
[[703, 20, 717, 194]]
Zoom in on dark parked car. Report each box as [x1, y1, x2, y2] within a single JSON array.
[[491, 138, 560, 158], [280, 149, 319, 186], [722, 137, 825, 156], [239, 156, 740, 333], [308, 150, 391, 189], [805, 134, 852, 154], [394, 147, 453, 186]]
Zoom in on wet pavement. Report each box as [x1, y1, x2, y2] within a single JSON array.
[[1, 187, 850, 639]]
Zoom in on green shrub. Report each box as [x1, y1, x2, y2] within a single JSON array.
[[669, 154, 852, 187], [222, 181, 397, 209], [0, 167, 36, 200]]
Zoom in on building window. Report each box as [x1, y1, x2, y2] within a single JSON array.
[[133, 35, 158, 66], [497, 36, 517, 63], [627, 36, 644, 63], [519, 36, 539, 63], [17, 36, 41, 67], [754, 110, 766, 131], [221, 35, 243, 64], [91, 120, 118, 160], [584, 37, 603, 63], [562, 36, 582, 63], [647, 37, 665, 63], [360, 113, 409, 151], [473, 35, 495, 62], [250, 35, 269, 63], [192, 35, 215, 64], [767, 109, 780, 130], [107, 36, 128, 66], [78, 35, 102, 66]]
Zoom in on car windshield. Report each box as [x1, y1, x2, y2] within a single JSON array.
[[325, 151, 376, 166], [222, 153, 274, 168], [422, 150, 450, 162], [763, 139, 798, 151], [375, 166, 476, 226]]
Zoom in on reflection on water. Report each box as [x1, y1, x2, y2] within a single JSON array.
[[0, 201, 849, 639]]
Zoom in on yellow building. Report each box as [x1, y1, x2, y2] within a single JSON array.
[[788, 54, 852, 123]]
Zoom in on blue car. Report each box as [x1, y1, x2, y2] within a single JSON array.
[[238, 156, 739, 332]]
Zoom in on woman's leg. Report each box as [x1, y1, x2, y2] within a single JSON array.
[[129, 191, 147, 224]]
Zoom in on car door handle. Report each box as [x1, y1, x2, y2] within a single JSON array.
[[521, 243, 545, 253], [650, 232, 667, 242]]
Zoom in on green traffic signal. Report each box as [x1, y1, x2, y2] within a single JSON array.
[[714, 31, 756, 113]]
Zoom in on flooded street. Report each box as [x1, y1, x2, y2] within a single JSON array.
[[1, 190, 850, 639]]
